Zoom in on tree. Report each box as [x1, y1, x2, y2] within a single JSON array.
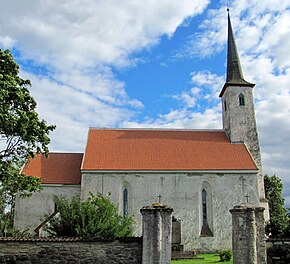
[[0, 49, 55, 235], [264, 174, 289, 237], [46, 193, 135, 238], [0, 49, 55, 163]]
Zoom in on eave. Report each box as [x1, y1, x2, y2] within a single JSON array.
[[81, 169, 258, 174]]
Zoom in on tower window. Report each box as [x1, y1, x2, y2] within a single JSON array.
[[224, 101, 227, 111], [239, 93, 245, 106]]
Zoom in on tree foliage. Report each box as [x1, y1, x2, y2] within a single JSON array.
[[218, 250, 232, 262], [0, 49, 55, 164], [46, 193, 134, 238], [0, 49, 55, 235], [0, 163, 41, 236], [264, 174, 289, 237]]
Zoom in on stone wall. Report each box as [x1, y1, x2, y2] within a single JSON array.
[[141, 204, 173, 264], [230, 204, 266, 264], [0, 237, 142, 264], [267, 238, 290, 264]]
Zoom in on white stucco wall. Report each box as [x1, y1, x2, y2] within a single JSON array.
[[14, 184, 80, 234], [81, 171, 259, 252], [14, 172, 260, 252]]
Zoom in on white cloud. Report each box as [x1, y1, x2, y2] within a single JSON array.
[[259, 10, 290, 68], [173, 92, 197, 108], [23, 71, 138, 152], [0, 0, 209, 69], [53, 68, 144, 108], [123, 105, 221, 130], [177, 0, 290, 60], [190, 71, 224, 100], [0, 36, 15, 48], [124, 70, 223, 129]]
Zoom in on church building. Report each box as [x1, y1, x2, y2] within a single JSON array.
[[14, 12, 267, 252]]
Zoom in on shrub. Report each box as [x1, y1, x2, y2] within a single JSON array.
[[45, 192, 134, 238], [218, 250, 232, 262]]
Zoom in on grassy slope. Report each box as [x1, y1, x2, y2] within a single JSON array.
[[171, 254, 232, 264]]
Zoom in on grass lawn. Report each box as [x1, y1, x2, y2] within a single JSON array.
[[171, 254, 232, 264]]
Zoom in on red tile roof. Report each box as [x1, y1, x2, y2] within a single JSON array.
[[81, 129, 257, 171], [22, 153, 83, 184]]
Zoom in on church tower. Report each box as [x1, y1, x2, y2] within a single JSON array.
[[219, 11, 268, 211]]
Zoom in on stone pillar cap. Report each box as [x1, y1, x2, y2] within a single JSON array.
[[140, 204, 173, 213], [229, 203, 265, 213], [238, 203, 257, 208]]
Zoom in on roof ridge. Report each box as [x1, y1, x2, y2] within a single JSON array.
[[45, 152, 83, 155], [88, 127, 225, 132]]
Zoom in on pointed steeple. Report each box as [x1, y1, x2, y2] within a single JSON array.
[[219, 10, 255, 97]]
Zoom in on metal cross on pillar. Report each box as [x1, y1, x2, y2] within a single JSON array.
[[245, 194, 250, 203], [158, 194, 162, 204]]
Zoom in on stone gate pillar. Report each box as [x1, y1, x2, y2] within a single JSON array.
[[140, 204, 173, 264], [230, 204, 266, 264]]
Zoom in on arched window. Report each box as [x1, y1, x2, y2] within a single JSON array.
[[200, 182, 213, 237], [120, 181, 132, 218], [202, 189, 208, 225], [123, 188, 129, 217], [239, 93, 245, 106]]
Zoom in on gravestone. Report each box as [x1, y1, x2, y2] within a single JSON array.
[[171, 216, 183, 253]]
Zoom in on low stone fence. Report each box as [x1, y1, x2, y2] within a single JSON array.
[[0, 237, 142, 264], [267, 238, 290, 264], [0, 204, 173, 264]]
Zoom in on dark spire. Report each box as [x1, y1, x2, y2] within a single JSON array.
[[219, 10, 255, 97]]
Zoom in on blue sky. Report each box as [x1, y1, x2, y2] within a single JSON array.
[[1, 0, 290, 205]]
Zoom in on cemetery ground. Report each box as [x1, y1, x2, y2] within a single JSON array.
[[171, 254, 232, 264]]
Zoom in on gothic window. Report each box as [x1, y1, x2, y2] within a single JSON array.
[[123, 188, 129, 217], [239, 93, 245, 106], [224, 101, 227, 111], [121, 181, 132, 218], [200, 183, 213, 237], [202, 189, 208, 225]]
